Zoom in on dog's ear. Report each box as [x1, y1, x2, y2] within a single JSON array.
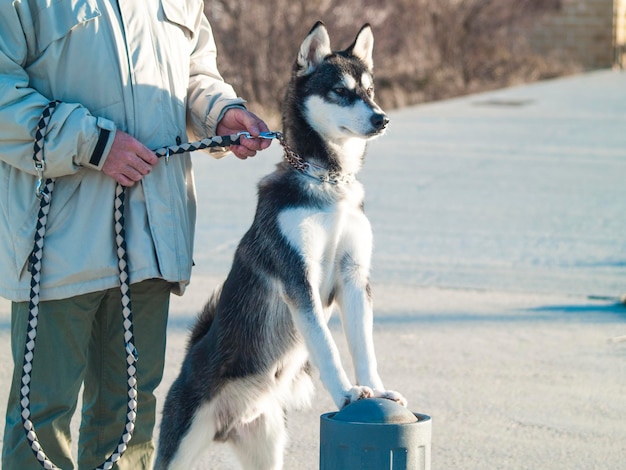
[[346, 24, 374, 71], [296, 21, 331, 77]]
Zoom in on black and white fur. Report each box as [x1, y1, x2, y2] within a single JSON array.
[[155, 22, 406, 470]]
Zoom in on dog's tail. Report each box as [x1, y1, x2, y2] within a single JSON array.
[[187, 282, 223, 348]]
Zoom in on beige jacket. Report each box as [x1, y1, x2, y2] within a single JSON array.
[[0, 0, 245, 301]]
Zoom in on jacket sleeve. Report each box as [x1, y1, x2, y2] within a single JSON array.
[[185, 8, 247, 145], [0, 4, 116, 177]]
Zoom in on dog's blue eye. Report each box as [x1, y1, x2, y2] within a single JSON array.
[[333, 87, 347, 96]]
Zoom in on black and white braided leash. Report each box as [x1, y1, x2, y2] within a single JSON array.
[[23, 100, 139, 470], [22, 103, 267, 469]]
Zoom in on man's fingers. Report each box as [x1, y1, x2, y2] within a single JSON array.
[[237, 124, 273, 152], [112, 173, 136, 187], [243, 110, 270, 135], [136, 146, 159, 166], [240, 136, 270, 151], [103, 152, 156, 183], [103, 130, 159, 183], [230, 144, 254, 159], [131, 157, 154, 176]]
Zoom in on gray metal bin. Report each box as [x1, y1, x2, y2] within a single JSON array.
[[320, 398, 431, 470]]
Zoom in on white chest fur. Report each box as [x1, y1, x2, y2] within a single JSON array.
[[277, 190, 373, 301]]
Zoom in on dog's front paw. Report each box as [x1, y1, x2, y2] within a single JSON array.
[[373, 389, 408, 407], [340, 386, 374, 409]]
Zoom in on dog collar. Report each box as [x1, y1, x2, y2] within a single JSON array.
[[274, 132, 355, 185], [237, 131, 355, 185]]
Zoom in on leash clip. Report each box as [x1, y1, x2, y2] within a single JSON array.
[[236, 131, 282, 141], [126, 342, 139, 363], [258, 131, 282, 140], [34, 161, 49, 201]]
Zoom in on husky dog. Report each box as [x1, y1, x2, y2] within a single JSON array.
[[155, 21, 406, 470]]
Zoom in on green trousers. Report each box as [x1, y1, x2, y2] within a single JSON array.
[[2, 279, 171, 470]]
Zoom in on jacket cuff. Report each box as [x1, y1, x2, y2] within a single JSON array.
[[84, 117, 116, 170], [203, 103, 249, 159], [204, 98, 247, 136], [215, 103, 247, 130]]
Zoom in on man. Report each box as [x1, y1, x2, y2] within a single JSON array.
[[0, 1, 270, 468]]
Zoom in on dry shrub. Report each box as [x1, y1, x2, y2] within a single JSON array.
[[204, 0, 577, 120]]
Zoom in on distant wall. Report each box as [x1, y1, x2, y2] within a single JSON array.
[[616, 0, 626, 67], [530, 0, 625, 69]]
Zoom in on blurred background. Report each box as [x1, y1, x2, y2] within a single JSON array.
[[204, 0, 626, 127]]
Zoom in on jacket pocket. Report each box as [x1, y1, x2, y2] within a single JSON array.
[[5, 167, 46, 280], [161, 0, 202, 39], [9, 170, 83, 281], [34, 0, 101, 53]]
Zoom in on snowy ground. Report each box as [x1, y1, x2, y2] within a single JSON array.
[[1, 69, 625, 469]]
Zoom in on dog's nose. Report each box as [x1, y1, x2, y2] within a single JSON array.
[[370, 112, 389, 130]]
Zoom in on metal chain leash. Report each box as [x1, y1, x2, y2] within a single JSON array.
[[273, 132, 355, 185], [274, 132, 309, 173]]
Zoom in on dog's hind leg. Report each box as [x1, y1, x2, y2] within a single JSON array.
[[157, 401, 218, 470], [228, 401, 287, 470]]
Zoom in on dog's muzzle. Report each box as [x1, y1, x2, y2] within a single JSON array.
[[370, 112, 389, 133]]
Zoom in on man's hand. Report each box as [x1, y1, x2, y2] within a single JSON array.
[[102, 131, 158, 186], [216, 108, 271, 159]]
